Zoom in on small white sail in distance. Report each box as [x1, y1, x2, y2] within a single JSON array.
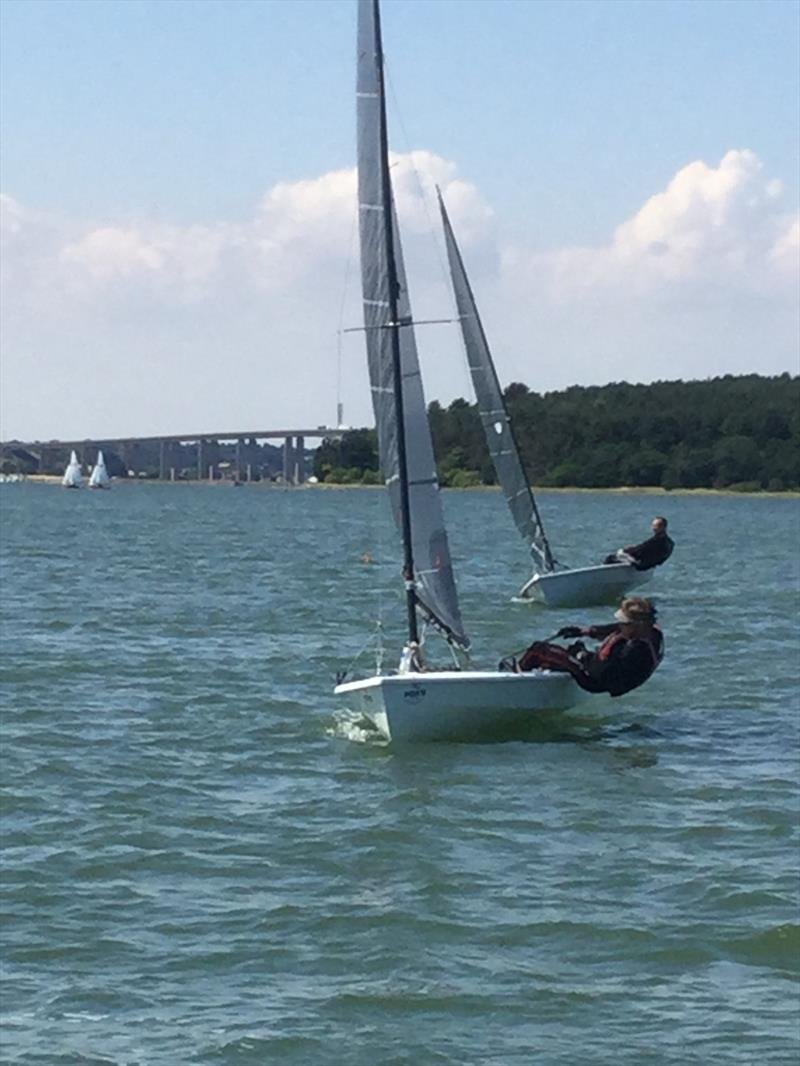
[[89, 450, 111, 489], [62, 450, 83, 488]]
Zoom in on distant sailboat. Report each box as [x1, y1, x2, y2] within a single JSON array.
[[88, 450, 111, 489], [334, 0, 583, 741], [438, 192, 651, 609], [62, 450, 83, 489]]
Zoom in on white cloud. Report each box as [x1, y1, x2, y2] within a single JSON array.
[[505, 149, 798, 299], [1, 149, 797, 440], [48, 152, 490, 302]]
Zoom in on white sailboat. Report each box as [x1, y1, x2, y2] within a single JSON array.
[[437, 193, 651, 609], [88, 450, 111, 489], [335, 0, 583, 742], [62, 450, 83, 489]]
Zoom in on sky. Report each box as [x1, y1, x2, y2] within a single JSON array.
[[1, 0, 798, 441]]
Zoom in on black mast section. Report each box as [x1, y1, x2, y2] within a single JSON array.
[[372, 0, 419, 644]]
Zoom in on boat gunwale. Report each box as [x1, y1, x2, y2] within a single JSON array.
[[335, 669, 574, 695]]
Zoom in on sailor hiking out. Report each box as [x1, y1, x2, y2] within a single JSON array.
[[511, 596, 664, 697], [603, 516, 674, 572]]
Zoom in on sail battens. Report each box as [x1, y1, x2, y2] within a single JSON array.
[[438, 188, 554, 573], [357, 0, 469, 647]]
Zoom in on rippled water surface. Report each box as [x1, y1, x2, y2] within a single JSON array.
[[2, 483, 798, 1065]]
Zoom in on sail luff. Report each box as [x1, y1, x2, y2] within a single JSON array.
[[438, 190, 555, 573], [356, 0, 469, 647]]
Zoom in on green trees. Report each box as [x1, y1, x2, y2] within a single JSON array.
[[313, 428, 379, 485], [313, 375, 799, 491]]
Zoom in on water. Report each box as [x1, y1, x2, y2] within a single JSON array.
[[1, 483, 798, 1065]]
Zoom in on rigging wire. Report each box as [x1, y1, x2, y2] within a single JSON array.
[[336, 199, 359, 427]]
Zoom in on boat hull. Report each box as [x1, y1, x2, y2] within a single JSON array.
[[335, 669, 582, 742], [518, 563, 651, 608]]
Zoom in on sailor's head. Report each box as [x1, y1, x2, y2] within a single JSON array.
[[652, 516, 668, 535], [614, 596, 656, 628]]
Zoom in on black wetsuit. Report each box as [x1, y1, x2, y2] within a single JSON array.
[[516, 623, 664, 698], [604, 532, 674, 570], [622, 532, 674, 571], [574, 624, 664, 697]]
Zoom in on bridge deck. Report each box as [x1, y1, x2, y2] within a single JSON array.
[[2, 428, 344, 449]]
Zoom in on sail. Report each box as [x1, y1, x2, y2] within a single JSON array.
[[62, 450, 83, 488], [357, 0, 468, 647], [89, 450, 110, 488], [438, 191, 555, 573]]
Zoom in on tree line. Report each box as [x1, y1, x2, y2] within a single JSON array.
[[314, 373, 799, 492]]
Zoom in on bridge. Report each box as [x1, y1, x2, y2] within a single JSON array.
[[1, 426, 346, 484]]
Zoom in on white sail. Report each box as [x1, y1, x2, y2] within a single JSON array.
[[62, 450, 83, 488], [88, 450, 111, 488]]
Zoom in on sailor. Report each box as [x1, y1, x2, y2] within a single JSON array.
[[603, 516, 674, 571], [515, 596, 664, 697]]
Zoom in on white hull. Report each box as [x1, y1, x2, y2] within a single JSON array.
[[518, 562, 651, 608], [335, 669, 582, 742]]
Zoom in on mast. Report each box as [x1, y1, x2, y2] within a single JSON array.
[[371, 0, 418, 644]]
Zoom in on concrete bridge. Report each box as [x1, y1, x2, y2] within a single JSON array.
[[2, 426, 345, 484]]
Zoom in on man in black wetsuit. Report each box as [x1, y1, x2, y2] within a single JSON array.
[[604, 516, 674, 571], [516, 596, 664, 697]]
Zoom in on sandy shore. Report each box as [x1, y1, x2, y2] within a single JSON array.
[[19, 474, 798, 498]]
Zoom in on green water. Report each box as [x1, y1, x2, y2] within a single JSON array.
[[1, 483, 798, 1064]]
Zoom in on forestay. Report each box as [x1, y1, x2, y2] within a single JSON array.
[[356, 0, 468, 647], [438, 191, 555, 574]]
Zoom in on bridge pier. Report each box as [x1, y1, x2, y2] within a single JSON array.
[[196, 440, 203, 481], [283, 436, 294, 484], [235, 439, 242, 481], [295, 436, 305, 484]]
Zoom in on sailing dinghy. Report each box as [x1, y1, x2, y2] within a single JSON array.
[[62, 450, 83, 489], [334, 0, 582, 742], [88, 450, 111, 489], [438, 192, 651, 609]]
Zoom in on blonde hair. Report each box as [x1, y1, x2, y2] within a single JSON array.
[[619, 597, 656, 623]]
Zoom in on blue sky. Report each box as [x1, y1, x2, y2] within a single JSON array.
[[1, 0, 798, 440]]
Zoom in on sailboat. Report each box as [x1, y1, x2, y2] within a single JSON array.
[[437, 192, 652, 609], [62, 450, 83, 489], [88, 450, 111, 489], [334, 0, 582, 742]]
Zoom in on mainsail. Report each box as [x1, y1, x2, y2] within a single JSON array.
[[62, 450, 83, 488], [357, 0, 468, 647], [438, 191, 555, 574]]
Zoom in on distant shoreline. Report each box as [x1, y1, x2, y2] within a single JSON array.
[[21, 474, 799, 498]]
